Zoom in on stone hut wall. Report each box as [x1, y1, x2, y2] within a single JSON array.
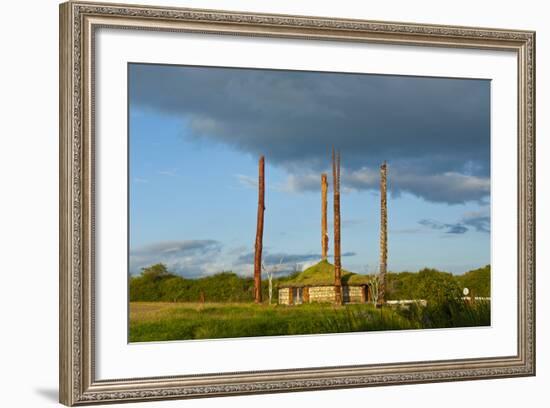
[[279, 285, 367, 304], [278, 287, 291, 305], [343, 286, 364, 303], [308, 286, 337, 303]]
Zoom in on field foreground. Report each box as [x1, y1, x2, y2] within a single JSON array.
[[129, 301, 490, 342]]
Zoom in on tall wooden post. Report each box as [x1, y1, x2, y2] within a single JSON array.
[[321, 173, 329, 261], [254, 156, 265, 304], [379, 161, 388, 305], [332, 149, 342, 305]]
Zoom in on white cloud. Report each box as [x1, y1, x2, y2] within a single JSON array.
[[157, 169, 178, 177], [235, 174, 257, 189], [275, 167, 489, 204], [130, 240, 223, 277]]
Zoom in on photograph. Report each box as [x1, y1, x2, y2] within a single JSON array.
[[128, 63, 492, 342]]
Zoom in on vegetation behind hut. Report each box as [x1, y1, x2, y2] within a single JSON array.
[[130, 262, 490, 303]]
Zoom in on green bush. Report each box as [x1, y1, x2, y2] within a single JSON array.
[[130, 263, 273, 303], [386, 266, 490, 301], [455, 265, 491, 297]]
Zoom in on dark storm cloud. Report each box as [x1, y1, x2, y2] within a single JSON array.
[[129, 240, 222, 276], [129, 64, 490, 204]]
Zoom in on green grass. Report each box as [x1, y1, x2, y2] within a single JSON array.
[[129, 300, 490, 342]]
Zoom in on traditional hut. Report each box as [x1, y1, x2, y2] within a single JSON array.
[[277, 260, 372, 305]]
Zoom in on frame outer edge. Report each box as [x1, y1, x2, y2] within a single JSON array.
[[60, 1, 76, 406], [59, 1, 536, 404], [532, 31, 536, 376], [518, 31, 535, 376], [527, 31, 536, 376]]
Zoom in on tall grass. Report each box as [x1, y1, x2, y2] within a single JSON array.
[[129, 300, 491, 342], [130, 303, 419, 342], [320, 305, 419, 333], [396, 299, 491, 329]]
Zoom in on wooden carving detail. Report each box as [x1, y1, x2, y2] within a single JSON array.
[[321, 173, 329, 261], [254, 156, 265, 304], [288, 287, 294, 305], [379, 161, 387, 305], [332, 149, 342, 305]]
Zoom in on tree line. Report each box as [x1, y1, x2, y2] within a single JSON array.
[[130, 263, 490, 303]]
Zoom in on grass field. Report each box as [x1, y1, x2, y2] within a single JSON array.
[[129, 300, 490, 342]]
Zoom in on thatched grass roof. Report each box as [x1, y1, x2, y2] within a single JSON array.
[[278, 260, 370, 287]]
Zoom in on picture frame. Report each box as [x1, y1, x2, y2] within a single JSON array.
[[59, 1, 536, 405]]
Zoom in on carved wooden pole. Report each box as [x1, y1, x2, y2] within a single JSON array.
[[254, 156, 265, 304], [378, 161, 388, 305], [321, 173, 328, 261], [332, 149, 342, 305]]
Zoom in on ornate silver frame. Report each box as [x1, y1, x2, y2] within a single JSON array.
[[59, 1, 536, 405]]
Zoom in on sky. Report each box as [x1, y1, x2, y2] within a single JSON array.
[[128, 63, 491, 278]]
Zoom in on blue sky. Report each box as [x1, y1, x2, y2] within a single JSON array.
[[128, 63, 490, 277]]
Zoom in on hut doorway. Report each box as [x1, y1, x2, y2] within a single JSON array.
[[292, 287, 303, 305]]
